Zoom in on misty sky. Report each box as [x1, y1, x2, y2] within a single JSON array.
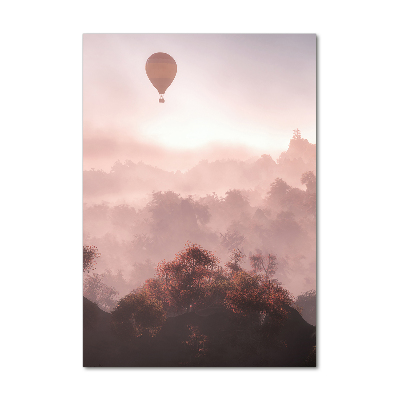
[[83, 34, 316, 171]]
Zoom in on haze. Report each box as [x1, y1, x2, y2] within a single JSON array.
[[83, 34, 316, 172], [83, 34, 316, 312]]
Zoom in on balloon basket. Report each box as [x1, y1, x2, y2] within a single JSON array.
[[159, 95, 165, 103]]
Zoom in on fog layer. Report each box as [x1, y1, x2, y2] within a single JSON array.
[[83, 134, 316, 309]]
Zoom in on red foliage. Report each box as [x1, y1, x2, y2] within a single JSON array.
[[83, 245, 100, 272], [112, 288, 166, 339], [156, 242, 220, 312], [141, 277, 172, 312], [225, 270, 293, 322], [184, 325, 208, 356]]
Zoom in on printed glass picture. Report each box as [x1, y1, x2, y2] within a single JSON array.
[[83, 34, 316, 367]]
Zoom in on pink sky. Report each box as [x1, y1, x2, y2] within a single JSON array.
[[83, 34, 316, 172]]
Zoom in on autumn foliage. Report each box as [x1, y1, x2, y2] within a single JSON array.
[[83, 245, 100, 272], [112, 288, 166, 339], [184, 325, 209, 365], [156, 242, 220, 312], [111, 243, 294, 342], [225, 270, 293, 323]]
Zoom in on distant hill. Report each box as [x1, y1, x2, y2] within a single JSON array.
[[281, 137, 316, 165], [276, 137, 316, 187], [83, 138, 316, 202]]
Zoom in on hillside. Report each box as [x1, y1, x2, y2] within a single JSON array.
[[83, 296, 316, 367]]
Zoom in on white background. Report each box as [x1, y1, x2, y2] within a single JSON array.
[[1, 1, 399, 399]]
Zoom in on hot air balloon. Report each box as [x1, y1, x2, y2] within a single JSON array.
[[145, 52, 177, 103]]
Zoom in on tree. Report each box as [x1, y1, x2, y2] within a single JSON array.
[[271, 211, 302, 245], [224, 189, 249, 210], [225, 249, 246, 273], [111, 204, 136, 229], [225, 271, 263, 315], [131, 233, 156, 257], [249, 253, 277, 278], [146, 191, 210, 244], [255, 154, 276, 170], [220, 229, 245, 251], [147, 191, 182, 233], [184, 325, 209, 365], [83, 245, 100, 272], [83, 273, 119, 312], [179, 198, 199, 232], [295, 290, 316, 326], [259, 279, 293, 322], [112, 288, 166, 340], [284, 187, 307, 215], [225, 271, 293, 322], [267, 178, 291, 207], [141, 277, 174, 315], [301, 171, 316, 218], [301, 171, 316, 193], [156, 242, 220, 312], [292, 128, 302, 139], [191, 201, 211, 225]]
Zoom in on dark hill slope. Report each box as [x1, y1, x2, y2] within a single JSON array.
[[150, 306, 316, 367], [83, 297, 120, 367], [83, 298, 316, 367]]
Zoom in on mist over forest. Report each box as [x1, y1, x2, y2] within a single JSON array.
[[83, 132, 316, 318]]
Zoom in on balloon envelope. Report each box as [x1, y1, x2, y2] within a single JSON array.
[[145, 53, 177, 95]]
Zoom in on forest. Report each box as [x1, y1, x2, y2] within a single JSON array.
[[83, 132, 317, 367]]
